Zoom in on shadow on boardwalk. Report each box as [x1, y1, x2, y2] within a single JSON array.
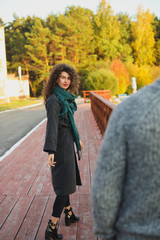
[[0, 103, 102, 240]]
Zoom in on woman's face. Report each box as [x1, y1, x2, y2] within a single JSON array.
[[57, 71, 71, 90]]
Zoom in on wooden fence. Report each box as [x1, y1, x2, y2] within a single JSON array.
[[82, 90, 112, 103], [90, 92, 116, 135]]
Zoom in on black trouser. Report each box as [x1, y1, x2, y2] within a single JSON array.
[[52, 195, 70, 218]]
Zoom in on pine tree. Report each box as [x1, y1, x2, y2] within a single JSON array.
[[46, 6, 95, 66], [25, 18, 52, 95]]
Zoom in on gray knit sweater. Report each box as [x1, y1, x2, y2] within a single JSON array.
[[92, 78, 160, 240]]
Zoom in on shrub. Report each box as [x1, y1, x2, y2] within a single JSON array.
[[85, 68, 118, 96]]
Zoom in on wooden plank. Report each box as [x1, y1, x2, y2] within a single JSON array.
[[0, 195, 20, 229], [76, 105, 91, 195], [28, 161, 49, 195], [0, 153, 25, 195], [36, 192, 79, 240], [87, 107, 102, 184], [35, 194, 56, 240], [0, 144, 42, 195], [1, 154, 42, 195], [0, 104, 102, 240], [40, 169, 53, 196], [0, 123, 46, 195], [0, 195, 34, 240], [15, 195, 48, 240], [76, 194, 97, 240], [0, 194, 6, 204], [15, 157, 45, 196], [59, 194, 79, 240]]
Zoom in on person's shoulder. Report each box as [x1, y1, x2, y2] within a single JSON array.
[[111, 83, 156, 123], [46, 94, 60, 110], [46, 94, 59, 104]]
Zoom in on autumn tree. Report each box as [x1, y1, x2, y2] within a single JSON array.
[[111, 59, 130, 94], [131, 7, 155, 65]]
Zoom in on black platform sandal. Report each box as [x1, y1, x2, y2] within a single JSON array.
[[64, 207, 79, 226], [45, 220, 63, 240]]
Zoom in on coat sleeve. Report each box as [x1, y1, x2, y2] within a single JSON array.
[[43, 95, 61, 153], [91, 105, 127, 240]]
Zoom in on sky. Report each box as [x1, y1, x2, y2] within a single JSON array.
[[0, 0, 160, 23]]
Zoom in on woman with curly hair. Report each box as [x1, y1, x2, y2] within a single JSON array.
[[43, 63, 84, 240]]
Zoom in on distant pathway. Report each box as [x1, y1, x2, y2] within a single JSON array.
[[0, 104, 46, 156]]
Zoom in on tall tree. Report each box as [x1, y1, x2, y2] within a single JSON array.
[[25, 18, 52, 95], [5, 15, 36, 73], [131, 7, 155, 65], [117, 13, 133, 62], [152, 16, 160, 66], [46, 14, 68, 63], [92, 0, 121, 60], [64, 6, 95, 66], [46, 6, 95, 66]]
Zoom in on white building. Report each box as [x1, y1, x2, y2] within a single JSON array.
[[0, 27, 30, 103]]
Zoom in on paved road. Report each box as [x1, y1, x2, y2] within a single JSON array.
[[0, 104, 46, 156]]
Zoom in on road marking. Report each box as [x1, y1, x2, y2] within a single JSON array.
[[0, 118, 47, 162]]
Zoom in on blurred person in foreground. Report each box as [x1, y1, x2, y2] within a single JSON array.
[[92, 78, 160, 240]]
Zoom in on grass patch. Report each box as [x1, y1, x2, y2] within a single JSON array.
[[0, 98, 43, 111]]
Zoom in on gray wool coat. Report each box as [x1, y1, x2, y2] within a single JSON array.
[[92, 78, 160, 240], [43, 94, 81, 195]]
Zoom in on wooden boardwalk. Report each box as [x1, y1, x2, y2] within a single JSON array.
[[0, 103, 102, 240]]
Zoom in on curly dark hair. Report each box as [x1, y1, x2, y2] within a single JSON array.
[[42, 63, 79, 103]]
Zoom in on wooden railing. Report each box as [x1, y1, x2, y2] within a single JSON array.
[[90, 92, 116, 136], [82, 90, 112, 103]]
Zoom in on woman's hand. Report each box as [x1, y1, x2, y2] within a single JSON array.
[[47, 154, 56, 167], [80, 141, 84, 150]]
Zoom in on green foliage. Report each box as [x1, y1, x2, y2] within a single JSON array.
[[116, 13, 133, 62], [85, 68, 118, 96], [93, 0, 121, 61], [78, 69, 89, 95], [3, 2, 160, 96], [5, 15, 36, 72], [25, 19, 52, 79], [46, 6, 95, 66]]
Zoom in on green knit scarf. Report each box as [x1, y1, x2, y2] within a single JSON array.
[[53, 85, 81, 160]]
